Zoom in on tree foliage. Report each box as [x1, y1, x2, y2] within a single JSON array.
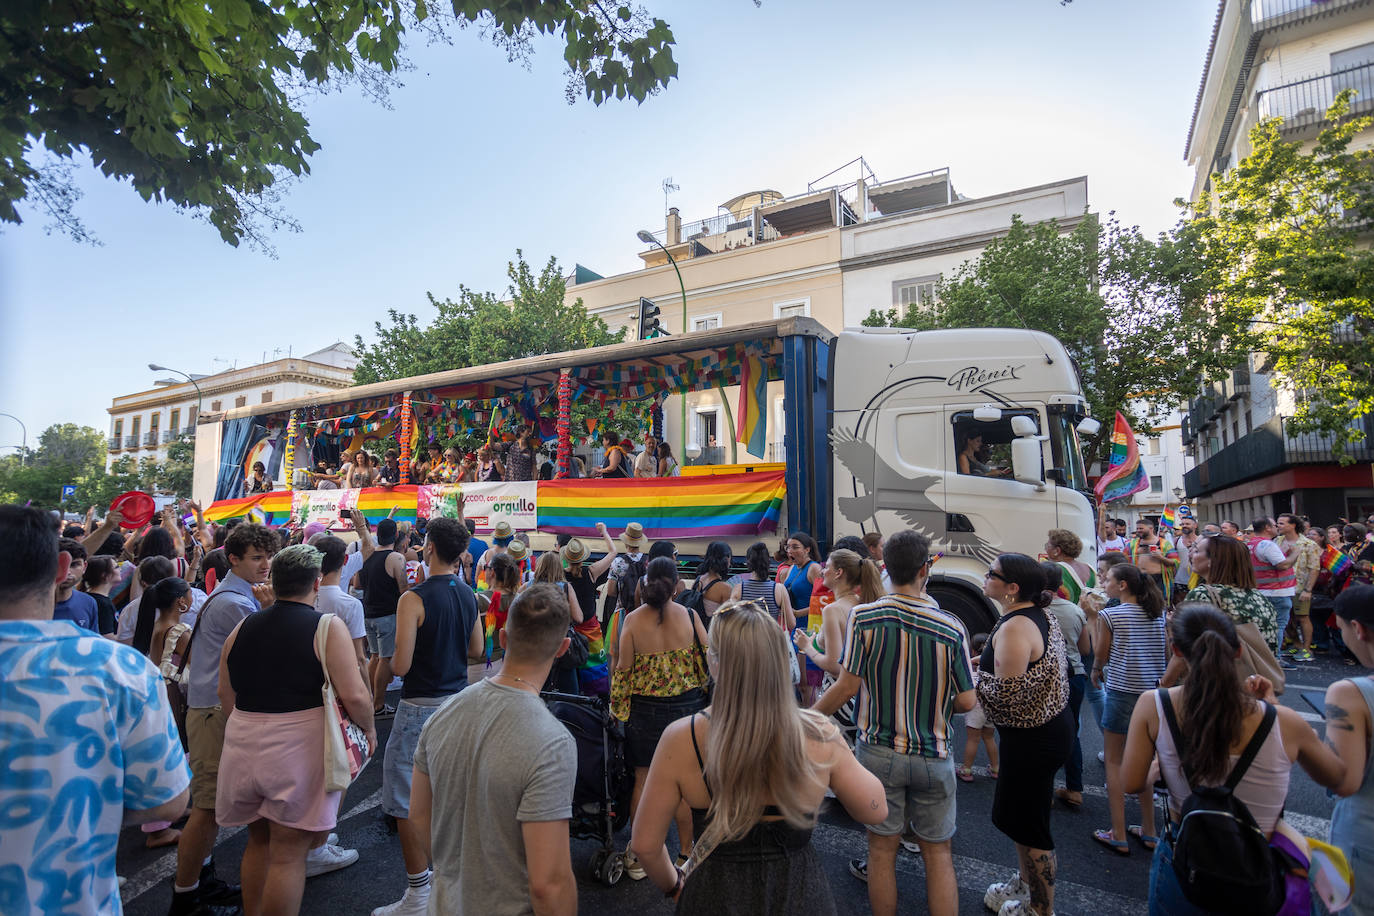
[[862, 214, 1245, 468], [0, 425, 197, 510], [353, 250, 628, 452], [1, 1, 679, 250], [1186, 91, 1374, 459]]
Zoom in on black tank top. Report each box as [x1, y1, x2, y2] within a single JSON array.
[[402, 574, 479, 700], [362, 549, 401, 619], [567, 566, 598, 625], [227, 601, 325, 713], [980, 605, 1049, 673]]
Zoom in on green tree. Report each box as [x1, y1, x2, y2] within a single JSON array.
[[2, 2, 680, 249], [1187, 90, 1374, 459], [155, 439, 197, 498], [862, 214, 1245, 468], [0, 423, 109, 509], [354, 250, 626, 453]]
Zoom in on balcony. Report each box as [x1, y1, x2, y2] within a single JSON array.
[[108, 437, 122, 451], [1226, 368, 1251, 402], [1185, 414, 1374, 496], [181, 425, 196, 437], [1255, 63, 1374, 131], [124, 436, 139, 449], [1251, 0, 1370, 28], [143, 431, 160, 446]]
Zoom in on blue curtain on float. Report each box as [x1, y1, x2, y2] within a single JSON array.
[[215, 418, 255, 501]]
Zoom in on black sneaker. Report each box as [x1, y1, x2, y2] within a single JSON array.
[[197, 865, 241, 905], [374, 703, 396, 719], [167, 890, 241, 916], [848, 858, 867, 882]]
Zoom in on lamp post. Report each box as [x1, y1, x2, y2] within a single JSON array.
[[636, 230, 689, 458], [0, 413, 26, 465], [148, 364, 203, 436]]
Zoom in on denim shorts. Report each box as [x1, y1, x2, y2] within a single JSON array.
[[854, 741, 956, 842], [365, 614, 396, 658], [1100, 687, 1140, 734], [381, 699, 445, 818], [625, 690, 707, 769]]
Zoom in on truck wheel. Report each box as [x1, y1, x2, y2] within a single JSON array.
[[927, 583, 996, 635]]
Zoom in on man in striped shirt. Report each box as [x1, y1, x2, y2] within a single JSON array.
[[815, 530, 976, 916]]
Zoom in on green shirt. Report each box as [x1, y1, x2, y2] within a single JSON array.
[[841, 593, 974, 758], [1185, 583, 1279, 652]]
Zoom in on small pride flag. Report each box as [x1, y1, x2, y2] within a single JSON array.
[[1321, 544, 1353, 578], [1160, 506, 1177, 531]]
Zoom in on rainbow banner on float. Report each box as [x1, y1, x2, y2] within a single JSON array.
[[1094, 411, 1149, 504], [537, 470, 785, 539], [202, 482, 536, 533]]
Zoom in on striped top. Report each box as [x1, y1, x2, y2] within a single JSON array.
[[1100, 602, 1168, 693], [739, 577, 782, 622], [840, 593, 975, 759]]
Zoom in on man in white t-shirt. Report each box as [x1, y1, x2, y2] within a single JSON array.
[[1097, 513, 1127, 555]]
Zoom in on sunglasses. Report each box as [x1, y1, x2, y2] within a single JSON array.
[[984, 569, 1009, 583]]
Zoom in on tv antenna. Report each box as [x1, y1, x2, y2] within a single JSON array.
[[662, 176, 679, 214]]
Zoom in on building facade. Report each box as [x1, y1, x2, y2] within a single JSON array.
[[106, 344, 357, 470], [1181, 0, 1374, 525], [567, 163, 1090, 466]]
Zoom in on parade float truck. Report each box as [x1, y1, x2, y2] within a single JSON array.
[[194, 316, 1098, 633]]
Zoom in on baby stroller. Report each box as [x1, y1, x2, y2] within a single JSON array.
[[541, 691, 634, 886]]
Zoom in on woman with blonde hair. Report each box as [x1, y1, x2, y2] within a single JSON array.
[[531, 550, 584, 624], [793, 548, 882, 677], [631, 599, 886, 912]]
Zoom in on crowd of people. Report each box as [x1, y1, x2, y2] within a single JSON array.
[[3, 496, 1374, 916]]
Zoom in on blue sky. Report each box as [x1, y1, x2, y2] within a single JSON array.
[[0, 0, 1218, 450]]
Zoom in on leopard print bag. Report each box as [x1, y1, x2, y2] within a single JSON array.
[[975, 609, 1070, 729]]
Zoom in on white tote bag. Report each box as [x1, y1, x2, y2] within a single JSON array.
[[316, 614, 371, 792]]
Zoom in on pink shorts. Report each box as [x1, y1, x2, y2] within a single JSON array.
[[964, 702, 988, 731], [216, 707, 341, 832]]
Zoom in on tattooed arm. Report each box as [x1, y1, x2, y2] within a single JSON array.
[[1324, 678, 1371, 797]]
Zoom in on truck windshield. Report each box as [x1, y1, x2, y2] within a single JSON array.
[[1049, 407, 1090, 493]]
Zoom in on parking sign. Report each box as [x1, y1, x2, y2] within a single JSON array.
[[60, 485, 76, 502]]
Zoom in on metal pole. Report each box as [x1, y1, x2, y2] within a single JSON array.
[[0, 413, 27, 465], [642, 237, 690, 459]]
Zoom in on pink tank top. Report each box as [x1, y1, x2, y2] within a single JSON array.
[[1154, 691, 1290, 835]]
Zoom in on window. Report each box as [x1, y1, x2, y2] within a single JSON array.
[[773, 297, 810, 319], [1143, 438, 1161, 456], [131, 416, 141, 438], [950, 409, 1038, 478], [113, 419, 123, 438], [1150, 475, 1164, 493], [696, 410, 719, 448], [149, 413, 160, 430], [1332, 43, 1374, 97], [894, 274, 940, 309], [261, 391, 273, 404], [170, 409, 180, 432], [235, 395, 247, 408], [692, 313, 722, 332], [211, 400, 222, 412]]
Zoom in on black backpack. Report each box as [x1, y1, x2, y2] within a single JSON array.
[[678, 575, 711, 620], [616, 554, 648, 613], [1158, 689, 1287, 916]]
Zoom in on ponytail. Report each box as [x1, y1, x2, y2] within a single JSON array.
[[131, 589, 158, 656], [857, 559, 883, 605], [1109, 563, 1165, 619], [642, 556, 679, 621], [1171, 604, 1247, 784]]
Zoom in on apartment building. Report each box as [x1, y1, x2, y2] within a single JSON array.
[[105, 343, 357, 470], [568, 162, 1089, 465], [1181, 0, 1374, 524]]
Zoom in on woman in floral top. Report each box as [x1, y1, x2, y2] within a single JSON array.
[[612, 555, 710, 878], [1185, 534, 1278, 650]]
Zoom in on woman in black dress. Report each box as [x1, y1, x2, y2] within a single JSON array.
[[977, 553, 1074, 916]]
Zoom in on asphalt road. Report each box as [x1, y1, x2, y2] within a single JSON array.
[[119, 653, 1353, 916]]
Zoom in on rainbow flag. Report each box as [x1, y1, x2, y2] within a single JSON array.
[[202, 486, 421, 528], [1094, 411, 1149, 504], [1321, 544, 1353, 578], [537, 470, 785, 539], [734, 351, 769, 459], [1160, 506, 1177, 531], [203, 491, 295, 525]]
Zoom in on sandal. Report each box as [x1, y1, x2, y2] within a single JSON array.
[[956, 765, 974, 783], [1128, 825, 1159, 851], [989, 767, 999, 779], [1054, 787, 1083, 809], [1092, 828, 1130, 856]]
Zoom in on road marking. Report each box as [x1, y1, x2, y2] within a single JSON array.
[[810, 820, 1149, 914], [121, 789, 383, 903]]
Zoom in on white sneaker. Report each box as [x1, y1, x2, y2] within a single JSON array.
[[985, 875, 1031, 912], [372, 884, 430, 916], [305, 842, 359, 877], [621, 849, 647, 881], [999, 900, 1052, 916]]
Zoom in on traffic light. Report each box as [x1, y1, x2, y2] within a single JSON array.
[[638, 297, 670, 339]]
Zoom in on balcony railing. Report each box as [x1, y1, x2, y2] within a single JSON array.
[[124, 436, 139, 449], [182, 425, 197, 436], [143, 431, 160, 446], [1251, 0, 1368, 27], [162, 430, 179, 443], [108, 437, 122, 450], [1185, 414, 1374, 496], [1256, 63, 1374, 126]]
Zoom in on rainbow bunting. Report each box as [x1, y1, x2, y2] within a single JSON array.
[[1093, 412, 1149, 504], [1321, 544, 1353, 578], [735, 351, 769, 459], [537, 470, 786, 539]]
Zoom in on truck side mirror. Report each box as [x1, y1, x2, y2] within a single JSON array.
[[1076, 417, 1101, 437], [1011, 438, 1044, 488]]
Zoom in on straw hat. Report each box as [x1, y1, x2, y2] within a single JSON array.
[[491, 521, 514, 541], [621, 522, 646, 549], [505, 540, 529, 562], [561, 538, 589, 564]]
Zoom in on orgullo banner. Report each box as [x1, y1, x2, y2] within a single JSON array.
[[418, 483, 537, 533]]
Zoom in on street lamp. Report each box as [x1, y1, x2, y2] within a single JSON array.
[[636, 230, 690, 459], [149, 364, 203, 436], [0, 413, 26, 465]]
